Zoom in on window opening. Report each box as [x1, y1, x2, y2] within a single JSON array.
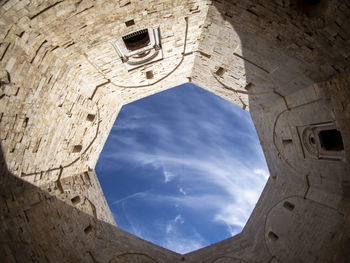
[[122, 29, 150, 51], [319, 129, 344, 151], [113, 26, 163, 70], [299, 122, 345, 161]]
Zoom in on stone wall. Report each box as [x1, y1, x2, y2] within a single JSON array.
[[0, 0, 208, 183], [0, 0, 349, 262]]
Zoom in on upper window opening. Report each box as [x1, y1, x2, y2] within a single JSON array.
[[113, 26, 163, 70], [300, 122, 345, 161], [122, 29, 150, 51], [319, 129, 344, 151]]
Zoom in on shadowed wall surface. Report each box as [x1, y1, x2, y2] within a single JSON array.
[[0, 0, 349, 262]]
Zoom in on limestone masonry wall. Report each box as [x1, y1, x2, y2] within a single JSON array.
[[1, 0, 350, 262]]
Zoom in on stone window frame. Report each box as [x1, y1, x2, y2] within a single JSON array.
[[299, 121, 345, 161], [112, 26, 163, 71]]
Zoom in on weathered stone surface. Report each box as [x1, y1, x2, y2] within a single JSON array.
[[0, 0, 349, 262]]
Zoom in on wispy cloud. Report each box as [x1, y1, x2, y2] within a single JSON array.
[[254, 168, 270, 180], [174, 215, 184, 224], [96, 83, 269, 253], [162, 214, 205, 253], [163, 235, 205, 254], [110, 191, 149, 206], [179, 187, 186, 196], [164, 170, 176, 183]]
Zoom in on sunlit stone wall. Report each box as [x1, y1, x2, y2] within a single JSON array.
[[0, 0, 208, 183], [0, 0, 207, 261], [0, 0, 350, 262]]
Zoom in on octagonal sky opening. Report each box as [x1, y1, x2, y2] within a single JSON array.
[[95, 83, 269, 254]]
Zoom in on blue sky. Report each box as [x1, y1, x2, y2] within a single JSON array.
[[95, 83, 269, 254]]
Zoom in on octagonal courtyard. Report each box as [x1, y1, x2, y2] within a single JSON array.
[[96, 83, 269, 253]]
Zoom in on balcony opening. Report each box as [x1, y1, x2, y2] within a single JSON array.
[[96, 83, 269, 254], [113, 26, 162, 70], [122, 29, 150, 51], [319, 129, 344, 151]]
